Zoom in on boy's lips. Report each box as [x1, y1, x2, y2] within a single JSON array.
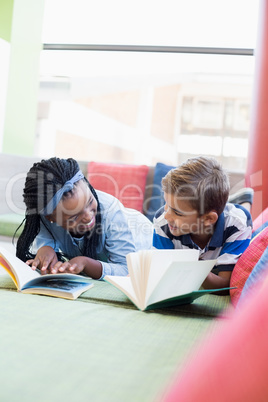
[[168, 223, 178, 231]]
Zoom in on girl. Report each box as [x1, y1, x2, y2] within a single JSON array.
[[16, 157, 152, 279]]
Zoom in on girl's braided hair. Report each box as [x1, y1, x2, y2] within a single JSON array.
[[16, 157, 102, 262]]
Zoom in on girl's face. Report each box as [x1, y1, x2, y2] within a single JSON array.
[[47, 180, 98, 237]]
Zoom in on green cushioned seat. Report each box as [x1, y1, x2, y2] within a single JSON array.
[[0, 275, 232, 317], [0, 271, 232, 402], [0, 287, 227, 402], [0, 213, 25, 237]]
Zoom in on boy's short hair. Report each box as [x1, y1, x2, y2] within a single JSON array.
[[162, 156, 230, 216]]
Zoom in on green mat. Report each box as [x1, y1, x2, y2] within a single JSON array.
[[0, 274, 232, 317], [0, 272, 232, 401], [0, 288, 223, 402]]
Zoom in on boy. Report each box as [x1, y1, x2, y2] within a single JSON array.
[[153, 156, 252, 290]]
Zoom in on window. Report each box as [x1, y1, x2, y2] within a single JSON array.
[[36, 0, 259, 172]]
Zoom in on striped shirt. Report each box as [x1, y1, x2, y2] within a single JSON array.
[[153, 203, 252, 274]]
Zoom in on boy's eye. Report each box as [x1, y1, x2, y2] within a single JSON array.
[[174, 212, 183, 217]]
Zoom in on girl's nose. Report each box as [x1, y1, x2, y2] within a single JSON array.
[[82, 208, 94, 222]]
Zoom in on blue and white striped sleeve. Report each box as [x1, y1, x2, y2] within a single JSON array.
[[153, 207, 174, 249], [216, 205, 252, 272]]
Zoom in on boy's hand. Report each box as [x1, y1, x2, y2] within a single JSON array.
[[50, 257, 86, 275], [26, 246, 58, 274]]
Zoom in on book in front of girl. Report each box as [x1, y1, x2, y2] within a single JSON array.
[[0, 247, 93, 300], [105, 249, 232, 311]]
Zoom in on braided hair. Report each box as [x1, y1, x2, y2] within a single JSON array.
[[16, 157, 102, 262]]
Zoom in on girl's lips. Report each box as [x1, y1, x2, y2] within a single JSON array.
[[86, 216, 95, 229], [81, 216, 96, 231]]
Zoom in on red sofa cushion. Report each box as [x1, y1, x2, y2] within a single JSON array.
[[230, 226, 268, 306], [87, 162, 149, 212]]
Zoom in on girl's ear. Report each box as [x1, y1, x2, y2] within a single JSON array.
[[202, 211, 218, 226], [45, 214, 54, 223]]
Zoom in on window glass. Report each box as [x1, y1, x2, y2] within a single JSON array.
[[37, 50, 254, 171], [42, 0, 258, 48]]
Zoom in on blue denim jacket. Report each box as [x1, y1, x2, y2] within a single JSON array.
[[32, 191, 153, 279]]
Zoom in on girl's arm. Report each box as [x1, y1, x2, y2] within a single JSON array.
[[50, 256, 103, 279], [26, 246, 58, 273]]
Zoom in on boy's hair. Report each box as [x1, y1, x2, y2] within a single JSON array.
[[162, 156, 230, 216], [16, 157, 102, 262]]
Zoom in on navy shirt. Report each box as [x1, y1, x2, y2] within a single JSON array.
[[153, 203, 252, 274]]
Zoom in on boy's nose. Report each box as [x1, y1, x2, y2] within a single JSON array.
[[164, 209, 171, 221]]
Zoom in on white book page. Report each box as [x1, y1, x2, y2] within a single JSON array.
[[146, 259, 216, 306], [105, 275, 141, 309], [127, 251, 143, 303], [0, 247, 40, 290], [145, 249, 199, 304], [138, 250, 153, 305]]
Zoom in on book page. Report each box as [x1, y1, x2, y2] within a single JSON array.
[[23, 273, 92, 289], [145, 249, 200, 304], [127, 250, 153, 307], [146, 259, 216, 307], [0, 247, 93, 292], [21, 281, 93, 300], [139, 250, 153, 303], [0, 256, 17, 284], [104, 276, 141, 309], [0, 247, 40, 290], [127, 251, 143, 303]]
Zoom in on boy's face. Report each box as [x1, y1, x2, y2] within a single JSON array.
[[47, 180, 98, 236], [163, 192, 202, 237]]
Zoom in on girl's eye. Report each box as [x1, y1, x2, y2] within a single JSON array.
[[68, 216, 78, 223]]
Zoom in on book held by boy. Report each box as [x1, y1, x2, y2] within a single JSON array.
[[0, 247, 93, 300], [105, 249, 231, 311]]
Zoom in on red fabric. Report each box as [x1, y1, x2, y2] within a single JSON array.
[[245, 0, 268, 220], [87, 162, 149, 212], [163, 276, 268, 402], [230, 227, 268, 306], [253, 206, 268, 231]]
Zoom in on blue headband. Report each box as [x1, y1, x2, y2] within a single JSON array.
[[39, 170, 84, 215]]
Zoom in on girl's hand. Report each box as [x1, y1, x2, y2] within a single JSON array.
[[26, 246, 58, 274], [50, 257, 86, 275]]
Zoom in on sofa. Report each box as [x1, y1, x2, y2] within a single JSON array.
[[0, 152, 245, 238], [1, 152, 267, 401]]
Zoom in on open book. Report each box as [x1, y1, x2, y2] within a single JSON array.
[[0, 247, 93, 300], [105, 249, 231, 311]]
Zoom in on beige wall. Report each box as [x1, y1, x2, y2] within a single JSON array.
[[55, 130, 135, 163]]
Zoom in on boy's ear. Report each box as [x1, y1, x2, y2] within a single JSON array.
[[202, 211, 218, 226]]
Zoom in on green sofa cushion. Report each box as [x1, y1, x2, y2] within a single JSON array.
[[0, 270, 232, 401], [0, 286, 227, 402], [0, 213, 25, 237], [0, 275, 231, 317]]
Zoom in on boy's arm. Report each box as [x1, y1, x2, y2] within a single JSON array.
[[202, 270, 232, 294]]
